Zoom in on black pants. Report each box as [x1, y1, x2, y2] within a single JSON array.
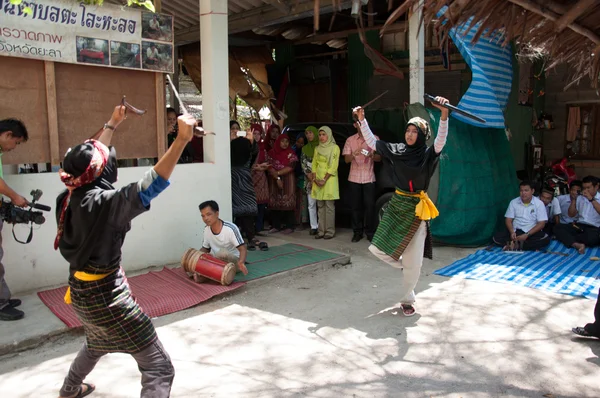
[[543, 222, 556, 237], [492, 228, 550, 250], [584, 287, 600, 338], [235, 215, 255, 241], [349, 182, 376, 238], [553, 223, 600, 247], [271, 210, 294, 230]]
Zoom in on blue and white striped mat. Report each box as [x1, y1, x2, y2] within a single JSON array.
[[435, 240, 600, 300], [438, 7, 513, 129]]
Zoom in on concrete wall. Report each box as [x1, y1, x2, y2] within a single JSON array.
[[2, 163, 232, 294], [544, 65, 600, 176]]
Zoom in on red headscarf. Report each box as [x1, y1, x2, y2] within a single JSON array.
[[54, 140, 109, 250], [266, 124, 280, 150], [251, 123, 268, 164], [268, 133, 298, 170]]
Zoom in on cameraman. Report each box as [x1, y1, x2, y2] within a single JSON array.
[[0, 119, 30, 321]]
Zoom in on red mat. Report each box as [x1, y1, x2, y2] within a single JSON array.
[[37, 267, 245, 328]]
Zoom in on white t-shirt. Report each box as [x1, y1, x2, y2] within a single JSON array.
[[575, 193, 600, 228], [545, 197, 561, 221], [505, 196, 548, 233], [149, 19, 160, 30], [557, 194, 578, 224], [146, 47, 158, 59], [202, 221, 244, 258]]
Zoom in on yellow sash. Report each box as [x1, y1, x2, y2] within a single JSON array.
[[64, 271, 112, 304], [395, 190, 440, 221]]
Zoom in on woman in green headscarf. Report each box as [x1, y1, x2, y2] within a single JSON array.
[[301, 126, 320, 235], [310, 126, 340, 239]]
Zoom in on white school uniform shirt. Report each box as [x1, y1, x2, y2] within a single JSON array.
[[575, 192, 600, 228], [557, 194, 578, 224], [202, 221, 244, 258], [545, 197, 561, 221], [505, 196, 548, 233]]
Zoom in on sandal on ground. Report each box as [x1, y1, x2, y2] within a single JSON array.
[[572, 326, 598, 338], [61, 383, 95, 398], [401, 304, 416, 317], [247, 241, 256, 251], [268, 228, 280, 234], [259, 242, 269, 251]]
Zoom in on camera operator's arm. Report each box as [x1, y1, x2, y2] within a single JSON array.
[[0, 178, 28, 207], [89, 105, 127, 147]]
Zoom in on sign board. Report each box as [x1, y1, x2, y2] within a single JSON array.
[[0, 0, 174, 73]]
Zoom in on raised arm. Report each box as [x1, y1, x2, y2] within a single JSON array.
[[352, 107, 377, 151], [430, 97, 450, 154], [89, 105, 127, 146]]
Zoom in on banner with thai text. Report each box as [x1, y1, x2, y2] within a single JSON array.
[[0, 0, 174, 73]]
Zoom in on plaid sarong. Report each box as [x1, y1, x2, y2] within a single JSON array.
[[372, 190, 433, 261], [69, 265, 157, 353]]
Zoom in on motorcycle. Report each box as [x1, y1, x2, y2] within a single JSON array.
[[543, 156, 577, 196]]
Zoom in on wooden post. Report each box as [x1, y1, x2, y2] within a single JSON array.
[[44, 61, 60, 165], [408, 0, 424, 104], [155, 73, 166, 158]]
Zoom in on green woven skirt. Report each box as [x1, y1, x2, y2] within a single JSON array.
[[371, 191, 433, 261]]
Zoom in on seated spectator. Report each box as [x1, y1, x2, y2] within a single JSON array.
[[557, 180, 582, 224], [554, 176, 600, 254], [197, 201, 249, 282], [492, 181, 550, 251], [539, 188, 561, 236]]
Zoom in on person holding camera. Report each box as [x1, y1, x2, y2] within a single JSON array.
[[54, 104, 197, 398], [0, 119, 30, 321]]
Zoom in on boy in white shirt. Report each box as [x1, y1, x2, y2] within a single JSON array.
[[197, 200, 248, 279], [557, 180, 582, 224], [554, 176, 600, 254], [539, 188, 561, 236], [492, 181, 550, 251]]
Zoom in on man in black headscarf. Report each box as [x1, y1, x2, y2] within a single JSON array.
[[55, 104, 197, 398]]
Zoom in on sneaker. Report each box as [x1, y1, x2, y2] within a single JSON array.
[[0, 305, 24, 321], [9, 299, 21, 308]]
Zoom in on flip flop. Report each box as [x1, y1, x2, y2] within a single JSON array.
[[401, 304, 416, 317], [61, 383, 95, 398], [79, 383, 96, 398], [259, 242, 269, 251], [572, 326, 598, 338], [247, 241, 256, 251]]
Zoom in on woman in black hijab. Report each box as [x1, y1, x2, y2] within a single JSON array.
[[353, 97, 450, 317]]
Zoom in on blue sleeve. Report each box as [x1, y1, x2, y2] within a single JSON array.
[[137, 168, 170, 208]]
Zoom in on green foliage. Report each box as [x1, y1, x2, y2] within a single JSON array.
[[9, 0, 155, 14]]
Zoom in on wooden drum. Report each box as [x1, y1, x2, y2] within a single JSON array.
[[181, 248, 237, 286]]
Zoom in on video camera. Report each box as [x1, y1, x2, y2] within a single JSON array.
[[0, 189, 51, 244]]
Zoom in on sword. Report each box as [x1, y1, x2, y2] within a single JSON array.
[[424, 94, 487, 124], [166, 74, 214, 136], [352, 90, 389, 121]]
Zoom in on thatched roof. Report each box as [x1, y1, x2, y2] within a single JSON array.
[[382, 0, 600, 88]]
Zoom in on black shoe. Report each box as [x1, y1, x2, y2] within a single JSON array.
[[309, 229, 318, 236], [9, 299, 21, 308], [0, 305, 24, 321], [315, 235, 324, 239], [366, 235, 374, 242], [352, 234, 363, 243]]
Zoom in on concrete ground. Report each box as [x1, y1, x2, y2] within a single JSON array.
[[0, 229, 598, 397]]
